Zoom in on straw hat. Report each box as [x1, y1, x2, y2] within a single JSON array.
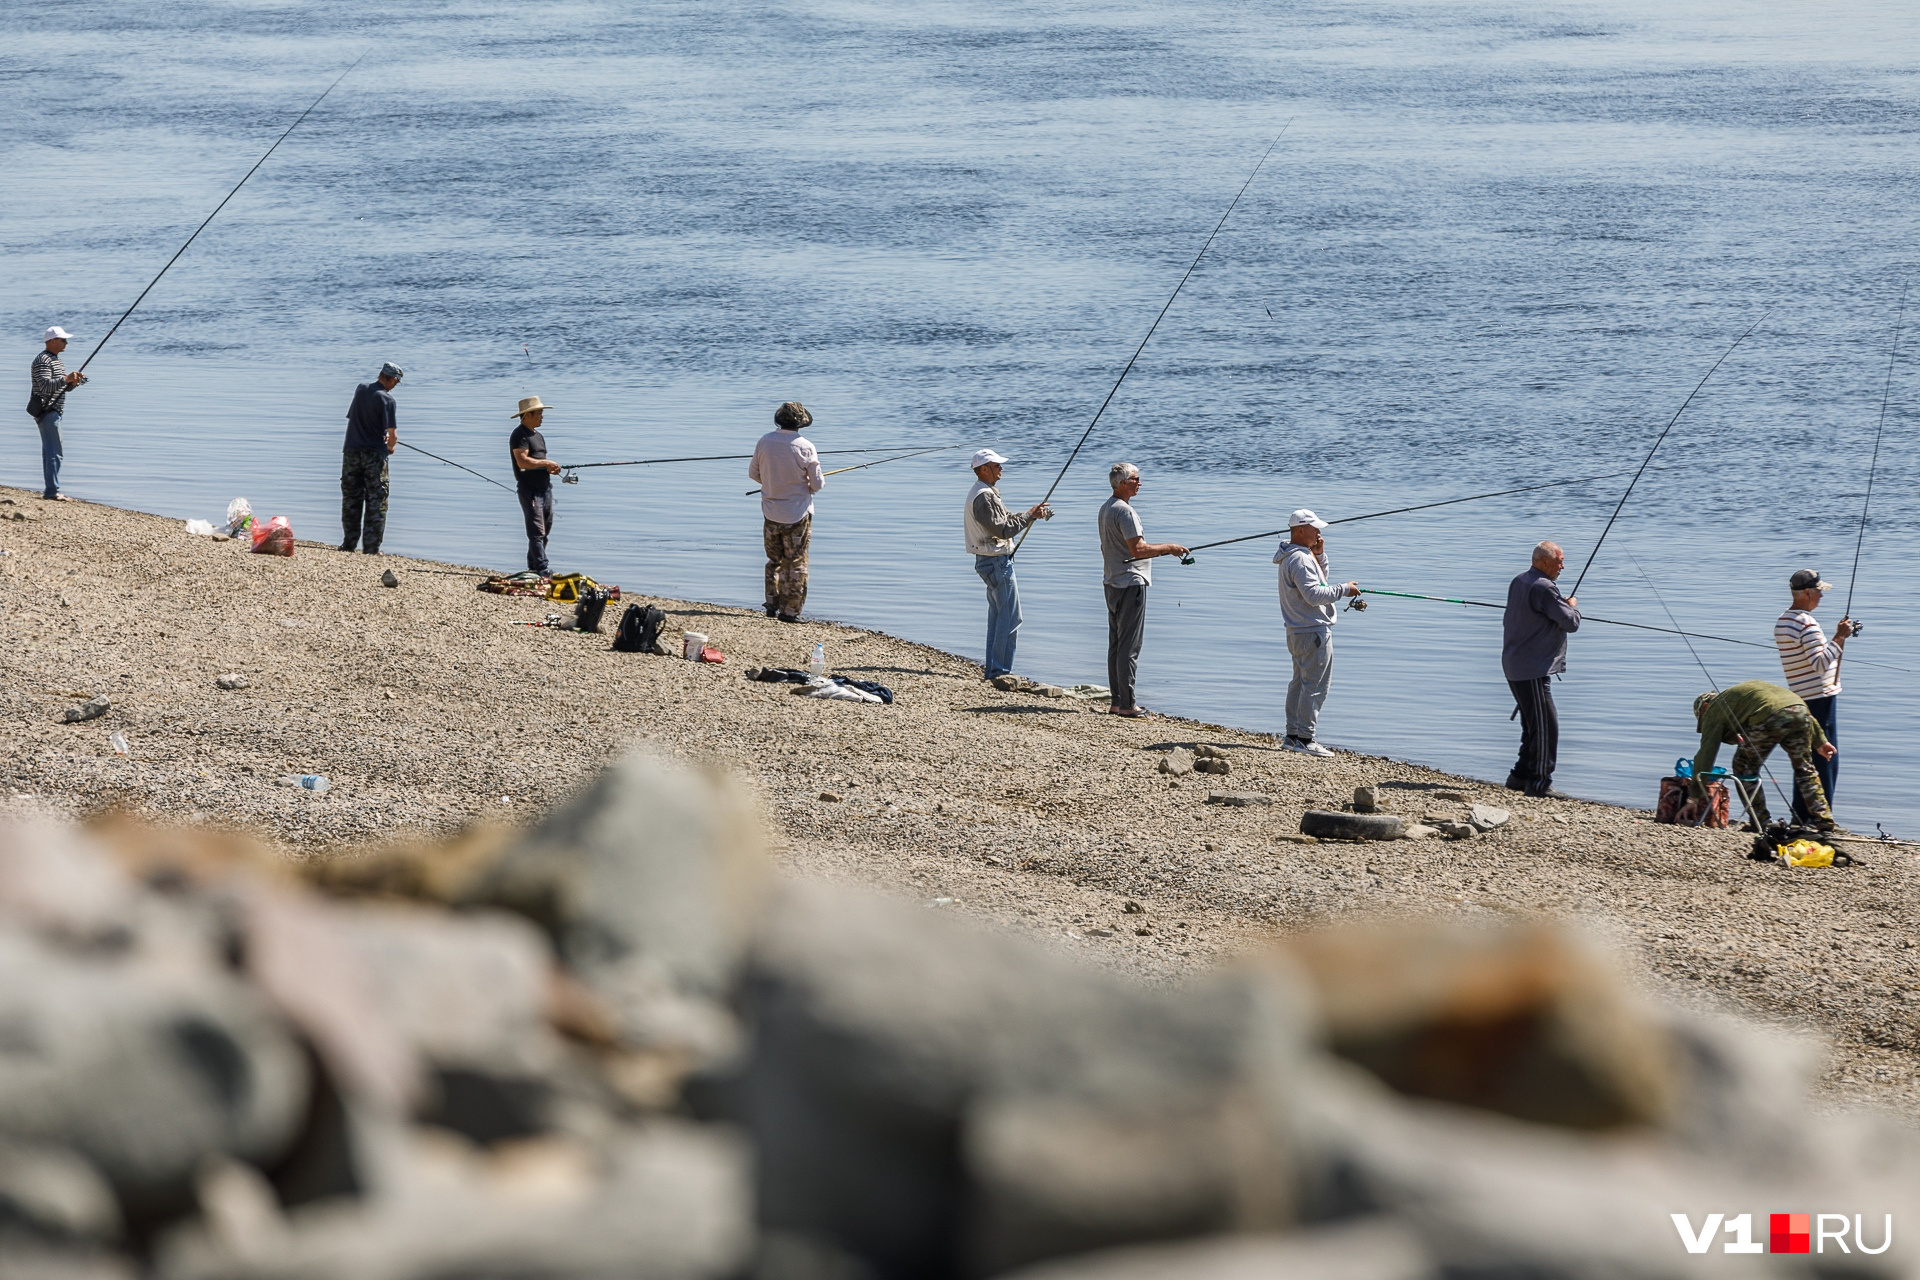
[[512, 396, 552, 419]]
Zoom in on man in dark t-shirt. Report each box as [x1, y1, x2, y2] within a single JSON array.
[[509, 395, 562, 574], [341, 362, 402, 553]]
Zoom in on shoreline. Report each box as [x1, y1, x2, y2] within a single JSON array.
[[3, 487, 1918, 1118]]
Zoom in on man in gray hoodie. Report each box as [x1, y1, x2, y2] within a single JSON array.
[[1274, 509, 1359, 757]]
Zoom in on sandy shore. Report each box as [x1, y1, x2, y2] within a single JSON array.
[[3, 487, 1917, 1117]]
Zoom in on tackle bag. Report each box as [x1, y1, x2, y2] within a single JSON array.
[[611, 603, 669, 655], [1749, 820, 1855, 866], [1655, 775, 1728, 828], [573, 587, 612, 633]]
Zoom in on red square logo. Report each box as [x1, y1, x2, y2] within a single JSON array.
[[1770, 1214, 1810, 1254]]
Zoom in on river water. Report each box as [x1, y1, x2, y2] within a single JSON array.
[[5, 0, 1917, 833]]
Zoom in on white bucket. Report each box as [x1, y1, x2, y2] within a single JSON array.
[[682, 631, 708, 660]]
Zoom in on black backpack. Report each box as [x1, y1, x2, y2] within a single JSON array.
[[574, 587, 613, 633], [612, 603, 668, 654]]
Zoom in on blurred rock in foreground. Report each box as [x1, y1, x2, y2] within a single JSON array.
[[0, 750, 1912, 1279]]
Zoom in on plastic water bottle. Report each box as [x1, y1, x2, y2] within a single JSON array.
[[279, 774, 331, 793], [809, 642, 826, 676], [109, 731, 129, 756]]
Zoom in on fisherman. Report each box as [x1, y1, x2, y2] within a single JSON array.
[[1501, 540, 1581, 798], [1098, 463, 1187, 719], [1774, 568, 1853, 823], [964, 448, 1052, 680], [749, 402, 822, 623], [1689, 680, 1837, 833], [340, 362, 402, 554], [28, 326, 85, 501], [509, 396, 562, 575], [1274, 509, 1360, 756]]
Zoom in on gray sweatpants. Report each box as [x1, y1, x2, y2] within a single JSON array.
[[1285, 628, 1334, 742]]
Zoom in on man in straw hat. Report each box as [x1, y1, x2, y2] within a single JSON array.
[[29, 326, 85, 501], [1688, 679, 1837, 833], [749, 401, 822, 622], [964, 447, 1051, 680], [509, 396, 562, 574], [340, 361, 403, 554]]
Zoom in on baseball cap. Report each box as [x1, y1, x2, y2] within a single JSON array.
[[43, 326, 73, 342], [379, 362, 405, 380], [971, 448, 1008, 469], [1789, 569, 1832, 592], [1288, 508, 1328, 530]]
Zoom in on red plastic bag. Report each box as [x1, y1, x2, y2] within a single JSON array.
[[698, 646, 725, 664], [250, 515, 295, 557]]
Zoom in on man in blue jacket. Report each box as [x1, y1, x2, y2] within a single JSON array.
[[341, 362, 402, 554], [1502, 540, 1581, 798]]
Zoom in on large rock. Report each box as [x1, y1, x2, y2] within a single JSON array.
[[997, 1217, 1429, 1280], [462, 752, 770, 1060], [1268, 922, 1676, 1131], [739, 880, 1311, 1279], [0, 923, 310, 1226]]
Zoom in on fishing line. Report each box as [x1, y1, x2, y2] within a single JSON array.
[[1840, 279, 1906, 627], [394, 439, 513, 492], [1568, 307, 1774, 597], [1624, 551, 1794, 816], [570, 445, 954, 472], [1180, 467, 1644, 557], [76, 53, 368, 377], [743, 444, 969, 496], [1355, 588, 1912, 672], [1011, 123, 1293, 557]]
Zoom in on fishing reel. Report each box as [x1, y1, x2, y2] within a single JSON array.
[[1343, 596, 1368, 613], [562, 468, 580, 484], [1180, 554, 1196, 566]]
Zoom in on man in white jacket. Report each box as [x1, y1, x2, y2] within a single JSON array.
[[1274, 509, 1359, 756], [748, 401, 823, 622], [964, 448, 1051, 679]]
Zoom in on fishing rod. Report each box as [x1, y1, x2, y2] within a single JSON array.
[[743, 444, 968, 496], [569, 445, 941, 472], [1568, 307, 1773, 597], [1179, 467, 1644, 558], [75, 55, 367, 377], [394, 439, 513, 492], [1011, 124, 1292, 557], [1355, 588, 1913, 672], [1839, 280, 1906, 650], [1624, 551, 1794, 819]]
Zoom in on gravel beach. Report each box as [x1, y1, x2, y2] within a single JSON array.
[[4, 488, 1917, 1118]]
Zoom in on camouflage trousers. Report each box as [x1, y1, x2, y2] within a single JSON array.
[[1729, 703, 1830, 823], [763, 515, 811, 618], [340, 449, 389, 553]]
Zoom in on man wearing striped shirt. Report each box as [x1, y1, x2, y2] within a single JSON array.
[[1774, 568, 1853, 823]]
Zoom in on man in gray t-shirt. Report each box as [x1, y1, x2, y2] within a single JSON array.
[[1097, 462, 1188, 718]]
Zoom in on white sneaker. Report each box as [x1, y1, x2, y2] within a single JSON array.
[[1286, 738, 1334, 759]]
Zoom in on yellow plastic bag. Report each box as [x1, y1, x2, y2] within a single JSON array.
[[545, 573, 597, 602], [1779, 839, 1835, 868]]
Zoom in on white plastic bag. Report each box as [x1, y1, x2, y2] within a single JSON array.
[[183, 519, 216, 536], [224, 497, 253, 537]]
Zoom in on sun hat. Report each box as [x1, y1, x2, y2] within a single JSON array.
[[1788, 569, 1831, 592], [774, 401, 812, 430], [1692, 691, 1717, 720], [971, 448, 1008, 469], [1288, 508, 1328, 530], [512, 396, 551, 419], [43, 326, 73, 342]]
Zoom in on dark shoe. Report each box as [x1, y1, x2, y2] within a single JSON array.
[[764, 605, 777, 618], [1504, 773, 1529, 792], [1526, 786, 1574, 800], [775, 613, 803, 624], [362, 547, 381, 555], [1109, 706, 1151, 719], [338, 543, 356, 553]]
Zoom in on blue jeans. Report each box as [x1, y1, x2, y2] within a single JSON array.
[[975, 554, 1021, 678], [34, 411, 61, 498], [1794, 695, 1838, 823]]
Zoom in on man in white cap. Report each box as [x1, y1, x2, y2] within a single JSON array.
[[340, 362, 403, 554], [964, 448, 1052, 680], [1274, 509, 1359, 756], [509, 397, 562, 574], [1774, 567, 1853, 822], [28, 326, 85, 501], [1099, 462, 1188, 718], [749, 401, 821, 622]]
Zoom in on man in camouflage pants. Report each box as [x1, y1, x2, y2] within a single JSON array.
[[341, 363, 402, 554], [1689, 679, 1837, 832], [748, 401, 822, 622]]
